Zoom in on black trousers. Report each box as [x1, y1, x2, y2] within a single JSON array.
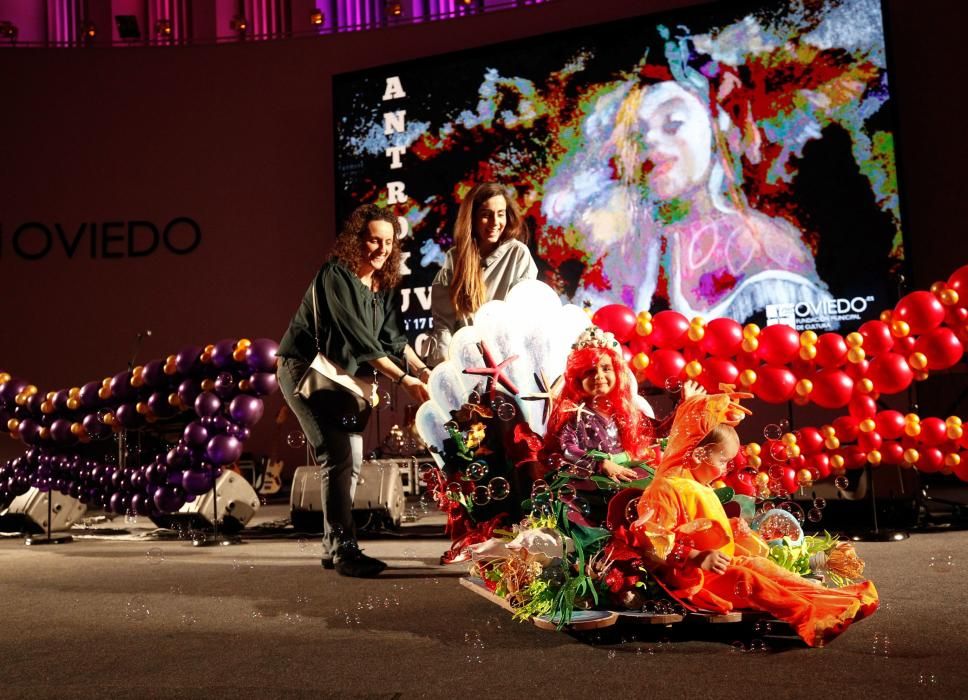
[[277, 356, 370, 553]]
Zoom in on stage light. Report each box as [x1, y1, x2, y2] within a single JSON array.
[[0, 21, 18, 42], [230, 15, 248, 34], [386, 2, 403, 18], [460, 0, 474, 5], [155, 18, 172, 39], [310, 8, 325, 26], [81, 21, 96, 40]]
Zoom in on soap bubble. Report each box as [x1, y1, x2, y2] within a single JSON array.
[[496, 402, 517, 421], [465, 462, 488, 481], [763, 424, 783, 441], [487, 477, 510, 500], [473, 486, 491, 506], [834, 475, 850, 490], [287, 431, 306, 449], [664, 377, 682, 394]]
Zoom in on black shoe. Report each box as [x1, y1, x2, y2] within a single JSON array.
[[333, 541, 386, 578], [321, 554, 334, 569]]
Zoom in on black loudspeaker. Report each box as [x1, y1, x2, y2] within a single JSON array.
[[290, 462, 405, 533], [150, 471, 260, 534], [114, 15, 141, 39], [0, 488, 87, 534]]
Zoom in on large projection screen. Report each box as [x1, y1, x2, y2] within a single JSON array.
[[333, 0, 905, 345]]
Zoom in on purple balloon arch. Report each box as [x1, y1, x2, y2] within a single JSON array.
[[0, 338, 278, 517]]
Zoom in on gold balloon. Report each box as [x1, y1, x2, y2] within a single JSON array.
[[70, 422, 83, 435], [741, 337, 759, 353], [781, 432, 798, 446], [748, 455, 762, 469], [136, 402, 149, 415], [14, 393, 27, 406], [103, 412, 116, 426], [25, 385, 38, 396], [239, 379, 251, 392], [930, 281, 947, 294], [204, 344, 216, 353], [201, 379, 215, 391], [793, 394, 810, 406], [739, 369, 757, 386], [635, 320, 653, 336], [824, 437, 840, 450], [799, 330, 818, 346], [858, 378, 874, 394], [746, 442, 762, 457], [98, 387, 111, 400], [131, 376, 144, 388], [908, 352, 928, 370], [847, 347, 866, 363], [904, 412, 920, 424], [879, 310, 893, 323], [904, 423, 921, 437], [102, 377, 113, 387], [69, 386, 80, 398], [947, 425, 964, 441], [940, 289, 960, 306], [945, 453, 961, 467], [755, 471, 770, 486], [787, 444, 802, 459], [820, 425, 836, 439], [867, 449, 882, 465], [797, 468, 813, 485], [903, 448, 920, 464], [632, 352, 649, 371], [859, 418, 877, 433], [636, 311, 653, 324], [41, 400, 54, 414], [168, 392, 181, 407], [743, 323, 760, 339], [799, 345, 817, 361], [200, 352, 213, 364], [233, 348, 247, 362], [831, 455, 845, 469], [915, 371, 929, 382], [164, 362, 177, 376], [845, 332, 864, 347], [46, 391, 57, 401], [39, 427, 50, 439], [0, 372, 11, 384], [6, 419, 19, 431], [891, 320, 910, 338], [687, 326, 704, 343], [67, 398, 79, 410], [946, 416, 963, 427], [685, 361, 703, 379]]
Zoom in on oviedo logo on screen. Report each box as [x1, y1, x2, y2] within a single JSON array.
[[0, 218, 202, 260]]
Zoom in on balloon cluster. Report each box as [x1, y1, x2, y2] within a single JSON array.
[[590, 264, 968, 485], [592, 264, 968, 407], [0, 338, 278, 515]]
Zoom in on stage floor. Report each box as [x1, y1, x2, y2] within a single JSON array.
[[1, 501, 967, 699]]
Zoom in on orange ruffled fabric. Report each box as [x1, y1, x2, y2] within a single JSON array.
[[632, 394, 878, 647]]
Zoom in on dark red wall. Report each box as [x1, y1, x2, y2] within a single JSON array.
[[1, 0, 966, 461]]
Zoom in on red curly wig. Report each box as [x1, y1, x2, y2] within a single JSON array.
[[544, 345, 652, 460]]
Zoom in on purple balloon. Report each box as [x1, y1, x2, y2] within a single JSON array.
[[109, 491, 128, 514], [167, 470, 184, 487], [177, 379, 200, 406], [175, 346, 203, 375], [206, 415, 231, 434], [245, 339, 279, 373], [79, 381, 102, 408], [166, 444, 194, 469], [194, 391, 221, 418], [109, 372, 135, 400], [211, 339, 237, 369], [183, 421, 209, 449], [248, 372, 278, 397], [82, 413, 110, 439], [182, 468, 215, 495], [214, 372, 238, 400], [52, 390, 70, 411], [49, 418, 74, 444], [147, 391, 176, 418], [18, 418, 41, 445], [115, 403, 141, 428], [205, 435, 242, 465], [0, 378, 28, 405], [26, 393, 44, 414], [153, 484, 186, 512], [229, 395, 264, 427], [142, 359, 167, 388], [130, 492, 152, 516]]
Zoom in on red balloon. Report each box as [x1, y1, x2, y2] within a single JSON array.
[[857, 430, 882, 451], [699, 357, 739, 393], [945, 306, 968, 327], [919, 417, 948, 447], [622, 345, 632, 363], [849, 394, 877, 419], [811, 369, 854, 409], [875, 410, 906, 440], [918, 447, 944, 474], [868, 352, 914, 395], [779, 466, 799, 495], [953, 455, 968, 482], [894, 336, 916, 356], [947, 264, 968, 299], [858, 320, 894, 356], [628, 335, 651, 356], [699, 318, 744, 357], [914, 327, 964, 370], [753, 365, 797, 403], [845, 358, 870, 381], [646, 349, 686, 388], [814, 333, 848, 368], [833, 416, 860, 442], [756, 324, 801, 366], [894, 291, 945, 336], [592, 304, 637, 343], [798, 427, 825, 455], [880, 441, 904, 465], [845, 446, 868, 468], [648, 311, 690, 349]]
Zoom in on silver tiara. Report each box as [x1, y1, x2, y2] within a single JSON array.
[[572, 326, 620, 351]]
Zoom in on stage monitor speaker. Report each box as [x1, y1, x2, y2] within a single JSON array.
[[290, 462, 405, 533], [150, 471, 260, 533], [0, 488, 87, 534]]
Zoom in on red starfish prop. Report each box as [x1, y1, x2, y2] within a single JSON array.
[[463, 341, 520, 397]]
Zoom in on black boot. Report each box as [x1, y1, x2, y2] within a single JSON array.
[[333, 541, 386, 578]]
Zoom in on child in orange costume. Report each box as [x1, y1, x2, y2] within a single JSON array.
[[630, 390, 879, 647]]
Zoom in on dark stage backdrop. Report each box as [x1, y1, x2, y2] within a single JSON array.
[[334, 0, 905, 341], [1, 0, 967, 462]]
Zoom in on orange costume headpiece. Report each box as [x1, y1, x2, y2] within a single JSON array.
[[655, 386, 752, 479]]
